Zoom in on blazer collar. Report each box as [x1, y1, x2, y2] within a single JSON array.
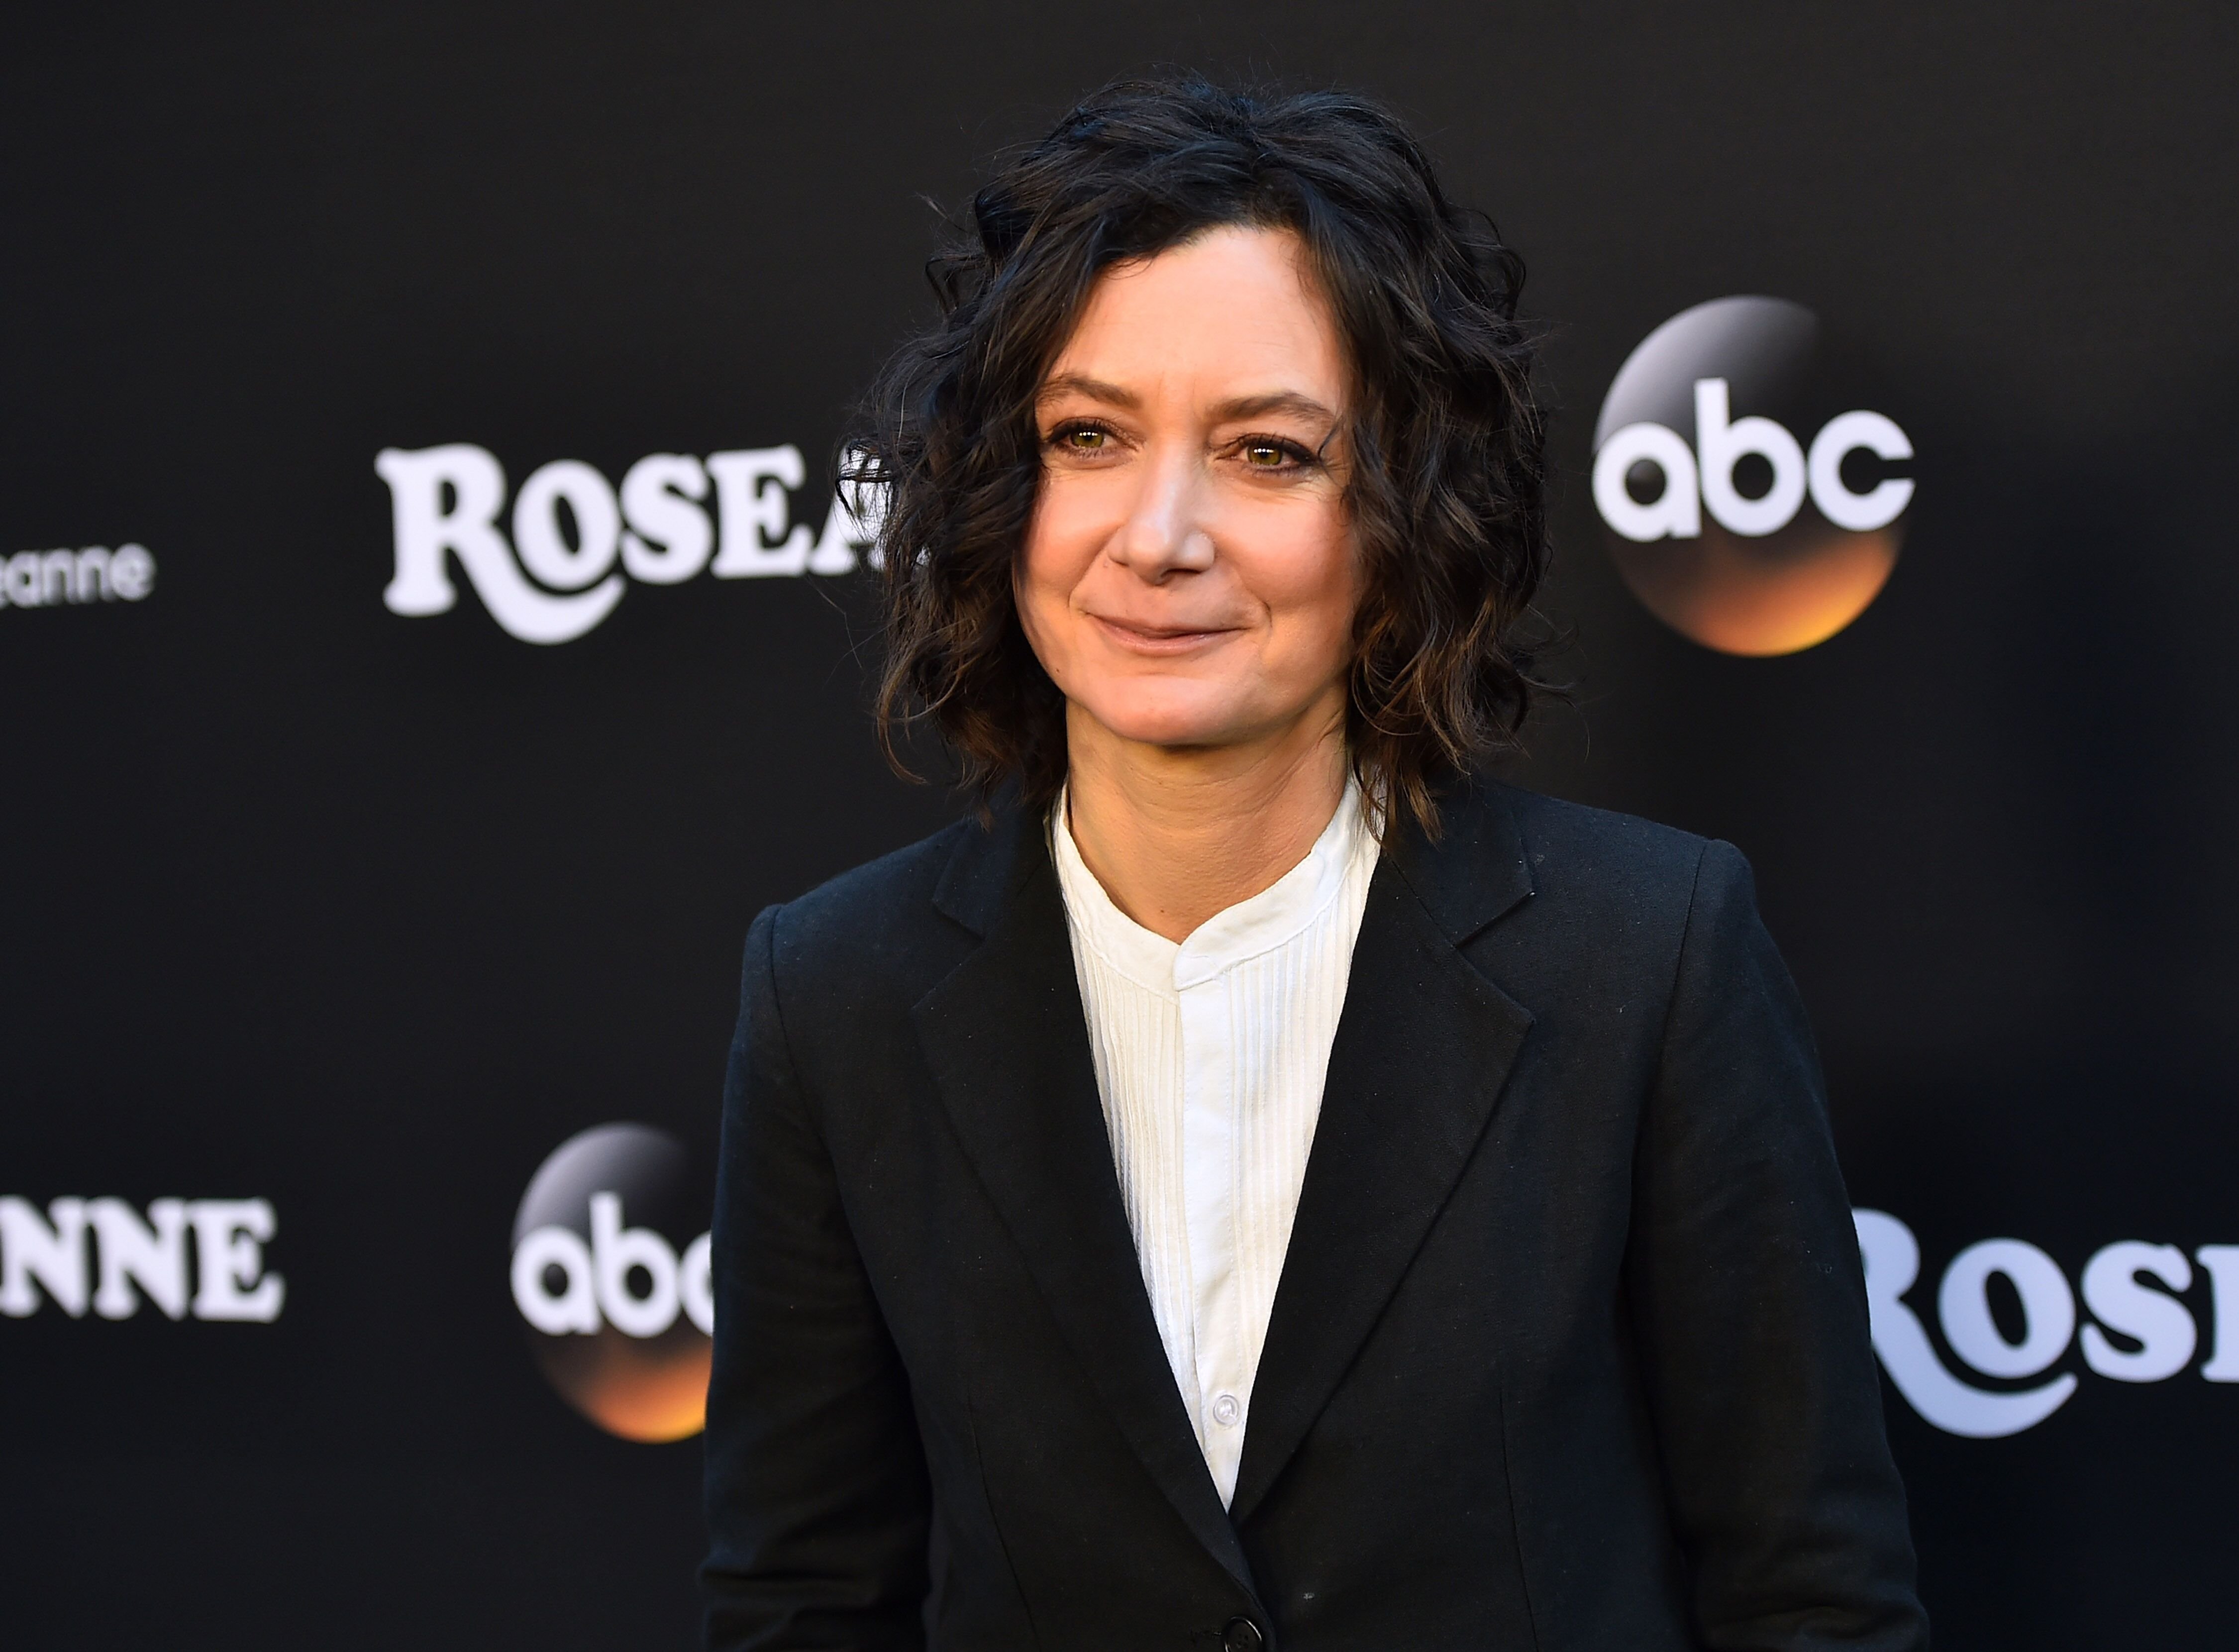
[[1380, 775, 1537, 948], [916, 780, 1539, 1550], [929, 799, 1038, 939], [1228, 783, 1537, 1523], [930, 776, 1536, 943], [916, 801, 1260, 1597]]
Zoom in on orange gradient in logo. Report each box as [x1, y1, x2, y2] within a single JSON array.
[[536, 1319, 712, 1444], [1609, 520, 1902, 658], [510, 1123, 713, 1443], [1593, 296, 1913, 656]]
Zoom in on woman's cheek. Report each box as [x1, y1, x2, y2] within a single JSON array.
[[1288, 527, 1365, 689], [1248, 517, 1357, 624], [1012, 551, 1070, 682]]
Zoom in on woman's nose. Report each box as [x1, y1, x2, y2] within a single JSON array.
[[1106, 448, 1217, 581]]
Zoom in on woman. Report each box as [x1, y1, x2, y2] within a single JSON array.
[[704, 78, 1926, 1652]]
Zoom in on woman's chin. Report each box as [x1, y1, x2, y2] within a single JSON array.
[[1073, 693, 1276, 754]]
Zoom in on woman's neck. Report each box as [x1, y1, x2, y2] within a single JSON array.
[[1061, 698, 1351, 943]]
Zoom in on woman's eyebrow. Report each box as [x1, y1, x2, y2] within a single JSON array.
[[1036, 378, 1337, 428], [1209, 390, 1338, 426], [1036, 373, 1138, 409]]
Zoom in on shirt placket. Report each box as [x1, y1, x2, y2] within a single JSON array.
[[1176, 950, 1246, 1503]]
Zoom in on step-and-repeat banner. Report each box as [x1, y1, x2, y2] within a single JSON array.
[[5, 5, 2233, 1647]]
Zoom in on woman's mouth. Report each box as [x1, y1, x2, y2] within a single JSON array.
[[1087, 613, 1242, 655]]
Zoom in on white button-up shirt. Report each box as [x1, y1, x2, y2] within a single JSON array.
[[1052, 782, 1378, 1507]]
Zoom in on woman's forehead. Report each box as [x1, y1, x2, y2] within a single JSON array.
[[1045, 225, 1344, 405]]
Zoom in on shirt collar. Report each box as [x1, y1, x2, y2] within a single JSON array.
[[1051, 776, 1376, 995]]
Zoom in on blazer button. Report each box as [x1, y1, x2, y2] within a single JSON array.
[[1222, 1619, 1265, 1652]]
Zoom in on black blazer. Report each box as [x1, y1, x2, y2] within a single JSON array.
[[703, 781, 1926, 1651]]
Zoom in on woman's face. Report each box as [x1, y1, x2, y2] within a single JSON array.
[[1017, 224, 1360, 758]]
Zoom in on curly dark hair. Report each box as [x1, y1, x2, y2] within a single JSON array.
[[853, 75, 1548, 837]]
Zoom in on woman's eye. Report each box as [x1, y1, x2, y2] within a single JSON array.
[[1240, 438, 1311, 470], [1055, 425, 1108, 452]]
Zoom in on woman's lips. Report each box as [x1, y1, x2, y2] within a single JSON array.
[[1087, 613, 1243, 655]]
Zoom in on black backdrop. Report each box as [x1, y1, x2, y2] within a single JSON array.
[[6, 3, 2237, 1647]]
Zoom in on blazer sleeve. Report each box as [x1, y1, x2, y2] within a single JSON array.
[[702, 905, 931, 1651], [1625, 840, 1929, 1652]]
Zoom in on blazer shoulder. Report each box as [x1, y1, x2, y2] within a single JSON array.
[[1444, 783, 1751, 1019], [1468, 781, 1739, 952], [765, 816, 981, 965], [1488, 781, 1715, 888], [744, 811, 1041, 1106]]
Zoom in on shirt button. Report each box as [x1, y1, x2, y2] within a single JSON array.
[[1211, 1392, 1242, 1427], [1222, 1618, 1265, 1652]]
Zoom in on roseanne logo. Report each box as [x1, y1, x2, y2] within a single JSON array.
[[376, 444, 882, 644], [0, 1195, 283, 1322], [1, 544, 156, 613], [1856, 1210, 2239, 1438]]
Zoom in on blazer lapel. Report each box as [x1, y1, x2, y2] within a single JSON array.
[[911, 808, 1255, 1594], [1229, 784, 1537, 1524]]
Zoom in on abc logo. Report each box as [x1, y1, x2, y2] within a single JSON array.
[[509, 1123, 712, 1443], [1592, 296, 1914, 655]]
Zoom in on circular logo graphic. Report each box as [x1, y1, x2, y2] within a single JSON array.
[[1592, 295, 1914, 656], [509, 1122, 713, 1443]]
